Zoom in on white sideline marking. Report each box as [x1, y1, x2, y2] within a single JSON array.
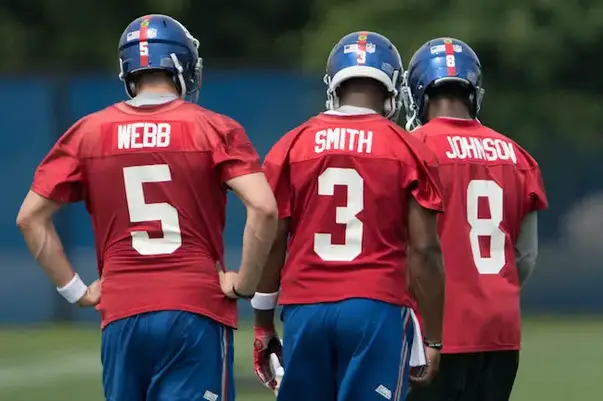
[[0, 352, 101, 390]]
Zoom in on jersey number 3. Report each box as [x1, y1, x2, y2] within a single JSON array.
[[123, 164, 182, 255], [467, 179, 505, 274], [314, 167, 364, 262]]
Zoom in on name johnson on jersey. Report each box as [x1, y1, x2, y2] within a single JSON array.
[[445, 135, 516, 163]]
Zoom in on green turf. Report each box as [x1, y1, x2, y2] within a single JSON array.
[[0, 317, 600, 401]]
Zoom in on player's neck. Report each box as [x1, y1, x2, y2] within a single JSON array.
[[136, 83, 179, 97], [428, 103, 472, 120], [339, 97, 383, 115]]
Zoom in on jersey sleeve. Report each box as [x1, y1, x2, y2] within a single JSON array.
[[213, 124, 262, 183], [262, 143, 291, 219], [525, 166, 548, 212], [31, 119, 85, 203], [401, 139, 445, 212]]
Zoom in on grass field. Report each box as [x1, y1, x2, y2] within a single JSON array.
[[0, 317, 601, 401]]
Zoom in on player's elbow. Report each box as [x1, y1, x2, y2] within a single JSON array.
[[246, 192, 278, 222], [255, 198, 278, 221], [16, 200, 45, 232], [229, 173, 278, 220], [409, 237, 442, 261], [17, 191, 58, 232], [16, 209, 37, 232], [516, 257, 537, 287], [408, 242, 445, 276]]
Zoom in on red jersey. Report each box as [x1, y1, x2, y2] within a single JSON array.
[[32, 99, 262, 329], [414, 117, 548, 353], [263, 112, 444, 307]]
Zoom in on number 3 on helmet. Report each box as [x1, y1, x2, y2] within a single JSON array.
[[323, 31, 404, 120], [118, 15, 203, 103]]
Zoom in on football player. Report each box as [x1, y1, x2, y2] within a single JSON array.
[[251, 31, 446, 401], [402, 38, 548, 401], [16, 14, 277, 401]]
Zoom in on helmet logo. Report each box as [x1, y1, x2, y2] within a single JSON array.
[[443, 39, 457, 76], [356, 32, 368, 64], [126, 28, 156, 42], [139, 15, 152, 66]]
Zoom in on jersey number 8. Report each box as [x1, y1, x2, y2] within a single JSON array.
[[467, 179, 506, 274]]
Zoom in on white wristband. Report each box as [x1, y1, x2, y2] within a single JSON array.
[[251, 292, 279, 310], [57, 274, 88, 304]]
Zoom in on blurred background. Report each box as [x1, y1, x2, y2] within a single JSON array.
[[0, 1, 601, 400]]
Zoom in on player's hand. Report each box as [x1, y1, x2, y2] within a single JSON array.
[[216, 262, 255, 299], [269, 352, 284, 394], [216, 261, 240, 299], [410, 346, 440, 386], [218, 272, 239, 299], [76, 279, 101, 307], [253, 326, 283, 394]]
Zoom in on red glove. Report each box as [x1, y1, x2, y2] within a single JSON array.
[[253, 326, 283, 393]]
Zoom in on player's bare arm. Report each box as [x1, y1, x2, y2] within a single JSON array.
[[226, 172, 278, 296], [253, 218, 288, 327], [407, 196, 445, 385], [251, 219, 287, 393], [407, 196, 445, 342], [16, 191, 100, 307]]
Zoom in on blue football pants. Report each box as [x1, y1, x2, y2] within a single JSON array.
[[101, 310, 234, 401], [278, 298, 415, 401]]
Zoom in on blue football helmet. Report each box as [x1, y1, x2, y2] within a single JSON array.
[[402, 37, 485, 130], [324, 31, 404, 120], [118, 15, 202, 102]]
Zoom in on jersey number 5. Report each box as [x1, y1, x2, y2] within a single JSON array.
[[467, 179, 505, 274], [314, 167, 364, 262], [123, 164, 182, 255]]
